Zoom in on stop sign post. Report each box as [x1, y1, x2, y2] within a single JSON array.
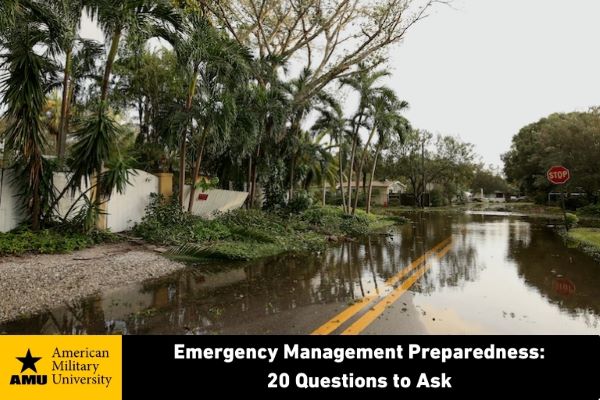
[[546, 165, 571, 231]]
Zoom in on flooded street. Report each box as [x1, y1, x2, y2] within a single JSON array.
[[2, 212, 599, 335]]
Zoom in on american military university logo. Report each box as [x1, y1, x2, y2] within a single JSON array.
[[0, 336, 122, 400], [10, 349, 47, 385]]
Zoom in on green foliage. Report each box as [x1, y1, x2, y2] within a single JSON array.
[[471, 168, 509, 195], [566, 228, 600, 262], [262, 158, 288, 211], [379, 130, 475, 207], [565, 213, 579, 229], [135, 201, 397, 261], [578, 204, 600, 218], [286, 191, 313, 214], [132, 194, 231, 244], [430, 188, 445, 207], [0, 229, 114, 256], [0, 17, 57, 230], [299, 206, 375, 236], [503, 110, 600, 201]]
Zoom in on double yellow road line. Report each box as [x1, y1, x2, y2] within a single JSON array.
[[311, 236, 453, 336]]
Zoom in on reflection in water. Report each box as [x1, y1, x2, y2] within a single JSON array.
[[1, 213, 599, 334]]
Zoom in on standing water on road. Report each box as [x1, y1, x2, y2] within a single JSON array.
[[2, 212, 599, 334]]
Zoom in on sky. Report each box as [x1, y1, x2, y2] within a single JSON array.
[[388, 0, 600, 167], [80, 0, 600, 168]]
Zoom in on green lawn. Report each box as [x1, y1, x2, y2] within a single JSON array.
[[568, 228, 600, 248]]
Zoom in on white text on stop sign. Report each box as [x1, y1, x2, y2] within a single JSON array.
[[549, 171, 568, 180]]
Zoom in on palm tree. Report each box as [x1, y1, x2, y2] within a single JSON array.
[[296, 129, 338, 205], [366, 102, 410, 213], [86, 0, 180, 103], [245, 57, 290, 208], [0, 0, 22, 31], [340, 64, 391, 213], [312, 100, 347, 207], [172, 14, 252, 211], [0, 19, 57, 230], [171, 14, 209, 206], [81, 0, 180, 212], [43, 0, 85, 161], [351, 87, 404, 214]]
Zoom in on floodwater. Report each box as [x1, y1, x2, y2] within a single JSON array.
[[2, 212, 599, 335]]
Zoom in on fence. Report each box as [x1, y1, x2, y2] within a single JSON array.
[[105, 171, 159, 232], [0, 169, 248, 233], [0, 169, 24, 232], [183, 186, 249, 219]]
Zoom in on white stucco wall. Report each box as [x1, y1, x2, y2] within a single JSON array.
[[0, 169, 25, 232], [183, 186, 248, 219], [106, 170, 159, 232]]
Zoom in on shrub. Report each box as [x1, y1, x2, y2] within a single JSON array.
[[565, 213, 579, 229], [339, 214, 370, 236], [285, 191, 312, 214], [133, 193, 232, 244], [430, 189, 445, 207], [0, 229, 105, 256], [578, 204, 600, 217], [565, 196, 589, 211]]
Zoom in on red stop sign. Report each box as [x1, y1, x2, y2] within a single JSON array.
[[547, 166, 571, 185]]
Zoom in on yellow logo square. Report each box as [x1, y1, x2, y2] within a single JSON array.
[[0, 335, 121, 400]]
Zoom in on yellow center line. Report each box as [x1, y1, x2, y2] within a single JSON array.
[[341, 243, 453, 336], [385, 236, 452, 286], [311, 295, 377, 335], [310, 236, 452, 336]]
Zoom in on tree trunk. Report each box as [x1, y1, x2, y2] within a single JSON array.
[[337, 137, 347, 213], [366, 144, 382, 214], [31, 165, 41, 232], [178, 70, 198, 207], [249, 142, 261, 208], [351, 125, 376, 215], [100, 29, 122, 102], [57, 47, 72, 161], [178, 130, 188, 207], [346, 112, 365, 212], [247, 156, 252, 208], [93, 29, 122, 211], [322, 176, 326, 206], [346, 134, 358, 213], [289, 153, 296, 201], [187, 127, 208, 213]]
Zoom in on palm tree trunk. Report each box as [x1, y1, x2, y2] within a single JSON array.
[[352, 125, 376, 215], [366, 144, 382, 214], [187, 127, 208, 213], [337, 138, 346, 212], [178, 130, 188, 207], [93, 28, 122, 214], [178, 70, 198, 207], [100, 29, 122, 102], [346, 113, 364, 213], [57, 47, 72, 161], [346, 134, 358, 213], [322, 176, 326, 206], [246, 156, 252, 208], [249, 142, 261, 208], [31, 160, 42, 231], [289, 153, 296, 201]]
